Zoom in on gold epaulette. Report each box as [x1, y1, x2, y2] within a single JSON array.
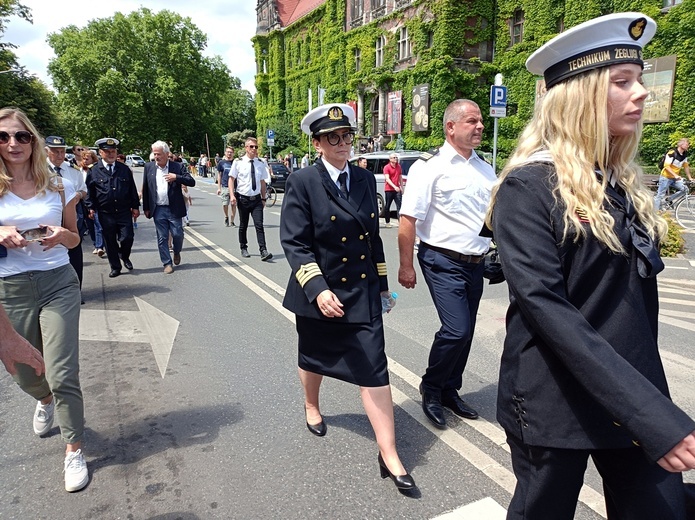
[[419, 148, 439, 161], [296, 262, 323, 288], [376, 262, 387, 277]]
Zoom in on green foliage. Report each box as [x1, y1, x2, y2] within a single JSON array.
[[659, 212, 685, 257], [47, 8, 253, 153], [224, 129, 255, 149]]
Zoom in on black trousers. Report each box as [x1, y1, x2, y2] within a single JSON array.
[[237, 196, 267, 252], [383, 191, 401, 223], [67, 238, 83, 288], [506, 433, 687, 520], [99, 212, 134, 272]]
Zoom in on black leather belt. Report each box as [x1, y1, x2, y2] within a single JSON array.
[[421, 242, 485, 264], [238, 194, 260, 201]]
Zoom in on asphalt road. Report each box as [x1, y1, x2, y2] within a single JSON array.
[[1, 170, 694, 519]]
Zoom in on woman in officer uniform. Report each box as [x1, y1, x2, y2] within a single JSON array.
[[487, 13, 695, 519], [280, 104, 415, 490]]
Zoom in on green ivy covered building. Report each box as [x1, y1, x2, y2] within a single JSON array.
[[253, 0, 694, 162]]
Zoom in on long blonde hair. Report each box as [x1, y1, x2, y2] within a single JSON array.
[[487, 67, 666, 253], [0, 107, 56, 197]]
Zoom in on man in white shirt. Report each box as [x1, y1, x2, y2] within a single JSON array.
[[46, 136, 88, 294], [398, 99, 497, 428], [229, 137, 272, 261]]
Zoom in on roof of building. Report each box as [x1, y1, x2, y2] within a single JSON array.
[[278, 0, 326, 27]]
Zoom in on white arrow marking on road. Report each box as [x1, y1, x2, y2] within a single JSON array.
[[79, 297, 179, 378]]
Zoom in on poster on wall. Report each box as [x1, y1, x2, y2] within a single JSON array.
[[642, 55, 677, 124], [412, 84, 430, 132], [386, 91, 402, 135]]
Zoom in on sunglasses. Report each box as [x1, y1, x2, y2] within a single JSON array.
[[0, 131, 34, 145], [247, 145, 259, 149], [325, 132, 355, 146]]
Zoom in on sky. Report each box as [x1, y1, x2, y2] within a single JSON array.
[[3, 0, 258, 94]]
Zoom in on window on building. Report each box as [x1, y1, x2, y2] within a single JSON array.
[[398, 26, 411, 60], [510, 10, 524, 46], [351, 0, 364, 19], [355, 48, 361, 71], [375, 35, 385, 67], [663, 0, 682, 6]]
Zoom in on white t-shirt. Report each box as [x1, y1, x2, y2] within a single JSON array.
[[400, 141, 496, 255], [0, 177, 76, 276]]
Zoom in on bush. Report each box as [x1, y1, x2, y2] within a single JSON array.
[[659, 212, 685, 258]]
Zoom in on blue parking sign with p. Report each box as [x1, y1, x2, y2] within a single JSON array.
[[490, 86, 507, 107], [267, 129, 275, 139]]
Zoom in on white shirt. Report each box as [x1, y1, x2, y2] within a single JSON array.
[[400, 141, 497, 255], [155, 161, 169, 206], [230, 156, 270, 196], [0, 177, 76, 276], [322, 159, 350, 193], [48, 160, 87, 195]]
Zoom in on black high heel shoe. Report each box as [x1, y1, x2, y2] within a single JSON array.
[[378, 453, 415, 490], [304, 406, 327, 437]]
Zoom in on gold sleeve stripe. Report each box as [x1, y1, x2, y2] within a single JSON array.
[[376, 262, 387, 277], [296, 262, 323, 287]]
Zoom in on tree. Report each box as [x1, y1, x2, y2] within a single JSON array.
[[47, 8, 252, 152]]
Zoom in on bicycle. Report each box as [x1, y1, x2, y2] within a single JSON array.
[[265, 185, 277, 207], [658, 180, 694, 230]]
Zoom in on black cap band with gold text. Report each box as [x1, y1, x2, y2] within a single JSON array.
[[543, 44, 643, 89]]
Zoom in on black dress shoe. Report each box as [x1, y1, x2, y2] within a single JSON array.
[[260, 250, 273, 261], [123, 259, 134, 270], [442, 394, 479, 420], [419, 384, 446, 428], [108, 270, 121, 278], [304, 407, 327, 437], [378, 453, 415, 490], [241, 249, 251, 258]]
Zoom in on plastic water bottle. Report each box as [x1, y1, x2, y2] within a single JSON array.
[[381, 291, 398, 314]]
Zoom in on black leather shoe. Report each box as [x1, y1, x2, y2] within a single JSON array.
[[260, 250, 273, 261], [123, 259, 133, 270], [419, 384, 446, 428], [108, 270, 121, 278], [241, 249, 251, 258], [442, 394, 479, 420], [378, 453, 415, 490], [304, 407, 327, 437]]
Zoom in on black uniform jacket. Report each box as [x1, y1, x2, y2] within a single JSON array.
[[142, 160, 196, 219], [280, 159, 388, 323], [85, 161, 140, 215], [492, 163, 695, 462]]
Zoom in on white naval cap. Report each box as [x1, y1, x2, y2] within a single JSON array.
[[526, 12, 656, 89], [95, 137, 120, 149], [301, 104, 356, 137]]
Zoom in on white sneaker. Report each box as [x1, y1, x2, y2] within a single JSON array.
[[92, 248, 99, 255], [64, 449, 89, 492], [33, 399, 55, 436]]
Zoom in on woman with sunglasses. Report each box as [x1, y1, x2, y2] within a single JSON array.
[[486, 14, 695, 518], [0, 107, 88, 492], [280, 104, 415, 491]]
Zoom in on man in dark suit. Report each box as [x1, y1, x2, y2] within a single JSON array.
[[85, 137, 140, 278], [141, 141, 196, 274]]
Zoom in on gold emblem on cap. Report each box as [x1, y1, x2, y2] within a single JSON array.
[[628, 18, 646, 41], [328, 107, 344, 121], [107, 139, 115, 145]]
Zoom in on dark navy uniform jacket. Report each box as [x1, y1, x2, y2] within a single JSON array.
[[492, 163, 695, 462], [280, 159, 388, 323], [142, 160, 195, 219], [85, 161, 140, 215]]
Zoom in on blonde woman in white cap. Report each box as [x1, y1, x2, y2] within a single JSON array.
[[486, 13, 695, 519], [280, 104, 415, 491]]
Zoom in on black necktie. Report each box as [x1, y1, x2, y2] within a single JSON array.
[[108, 164, 113, 175], [250, 160, 257, 192], [338, 172, 348, 200], [54, 166, 62, 177]]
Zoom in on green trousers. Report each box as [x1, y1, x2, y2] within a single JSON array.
[[0, 264, 84, 444]]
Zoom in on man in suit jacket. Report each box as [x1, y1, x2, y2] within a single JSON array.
[[142, 141, 196, 274], [85, 137, 140, 278]]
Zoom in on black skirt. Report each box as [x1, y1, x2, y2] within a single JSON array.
[[296, 315, 389, 387]]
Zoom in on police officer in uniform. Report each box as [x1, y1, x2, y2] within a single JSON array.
[[85, 138, 140, 278], [280, 104, 415, 490], [487, 13, 695, 519], [398, 99, 497, 428]]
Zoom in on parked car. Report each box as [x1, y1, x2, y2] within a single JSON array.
[[267, 161, 290, 190], [349, 150, 422, 216], [125, 154, 145, 167]]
